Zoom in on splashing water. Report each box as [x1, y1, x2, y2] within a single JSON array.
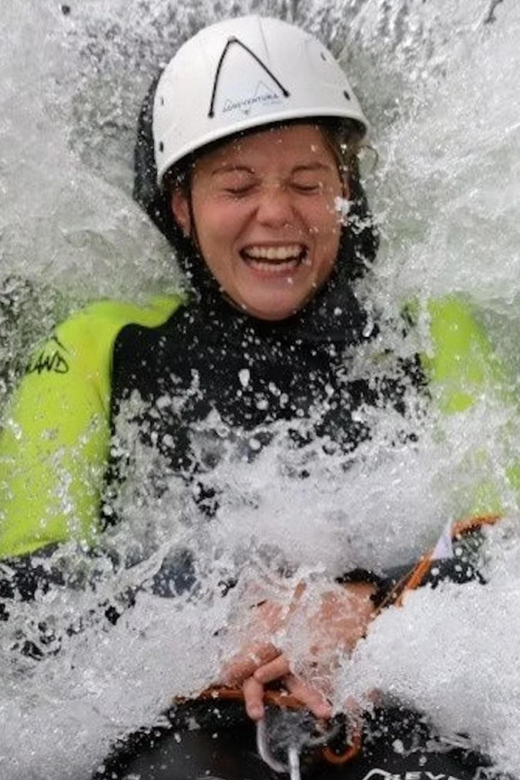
[[2, 1, 520, 777]]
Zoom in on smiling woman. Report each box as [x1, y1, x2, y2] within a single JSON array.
[[171, 124, 345, 320], [0, 13, 517, 780]]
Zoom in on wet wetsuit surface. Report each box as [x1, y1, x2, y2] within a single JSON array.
[[102, 265, 420, 524], [94, 700, 501, 780]]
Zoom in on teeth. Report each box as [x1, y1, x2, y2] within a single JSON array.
[[244, 244, 303, 261], [247, 259, 299, 272]]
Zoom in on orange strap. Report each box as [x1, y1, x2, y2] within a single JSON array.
[[387, 514, 500, 609], [193, 685, 304, 711], [321, 725, 363, 765]]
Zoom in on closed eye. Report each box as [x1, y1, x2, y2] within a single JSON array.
[[224, 185, 256, 197], [292, 182, 323, 193]]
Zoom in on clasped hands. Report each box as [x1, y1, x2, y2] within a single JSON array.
[[219, 580, 377, 721]]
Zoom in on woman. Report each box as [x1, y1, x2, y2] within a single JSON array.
[[0, 15, 512, 779]]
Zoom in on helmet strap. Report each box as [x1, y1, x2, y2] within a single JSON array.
[[183, 188, 200, 253]]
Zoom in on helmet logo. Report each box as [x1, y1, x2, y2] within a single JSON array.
[[222, 80, 282, 117], [208, 36, 290, 119]]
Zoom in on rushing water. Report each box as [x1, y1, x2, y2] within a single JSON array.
[[1, 0, 520, 778]]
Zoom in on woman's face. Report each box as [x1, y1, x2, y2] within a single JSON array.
[[171, 124, 346, 321]]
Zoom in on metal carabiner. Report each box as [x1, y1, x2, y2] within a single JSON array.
[[257, 720, 302, 780]]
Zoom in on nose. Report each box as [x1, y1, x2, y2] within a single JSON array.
[[255, 183, 295, 228]]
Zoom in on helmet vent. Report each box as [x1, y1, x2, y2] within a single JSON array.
[[208, 36, 290, 119], [343, 90, 351, 101]]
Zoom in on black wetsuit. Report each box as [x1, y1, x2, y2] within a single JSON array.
[[94, 698, 500, 780], [90, 268, 500, 780], [103, 259, 416, 512]]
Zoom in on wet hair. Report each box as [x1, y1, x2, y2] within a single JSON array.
[[133, 79, 379, 284]]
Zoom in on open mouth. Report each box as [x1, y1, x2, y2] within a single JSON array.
[[240, 244, 308, 273]]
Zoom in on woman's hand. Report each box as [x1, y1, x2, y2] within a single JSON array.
[[220, 597, 287, 684], [220, 581, 377, 720]]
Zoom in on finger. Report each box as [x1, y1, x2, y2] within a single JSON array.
[[221, 643, 280, 686], [253, 654, 291, 684], [285, 674, 332, 720], [243, 676, 266, 721]]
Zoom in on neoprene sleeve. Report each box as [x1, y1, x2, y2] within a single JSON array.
[[0, 295, 182, 558], [0, 293, 515, 559], [421, 296, 517, 516]]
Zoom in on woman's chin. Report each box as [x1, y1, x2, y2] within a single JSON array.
[[232, 291, 310, 321]]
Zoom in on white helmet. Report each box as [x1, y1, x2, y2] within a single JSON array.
[[153, 15, 369, 186]]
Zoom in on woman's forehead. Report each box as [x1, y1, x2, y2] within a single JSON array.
[[196, 124, 335, 172]]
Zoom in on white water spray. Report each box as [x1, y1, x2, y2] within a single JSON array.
[[1, 1, 520, 778]]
